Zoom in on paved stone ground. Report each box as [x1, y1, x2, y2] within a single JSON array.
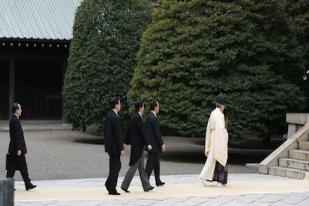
[[15, 193, 309, 206], [14, 174, 309, 206], [0, 131, 256, 180], [3, 130, 298, 206]]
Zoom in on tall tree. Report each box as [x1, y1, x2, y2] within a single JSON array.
[[63, 0, 151, 130], [282, 0, 309, 110], [129, 0, 304, 142]]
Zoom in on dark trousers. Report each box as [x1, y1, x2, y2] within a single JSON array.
[[145, 152, 161, 184], [105, 154, 121, 192], [213, 161, 228, 185], [6, 155, 31, 187]]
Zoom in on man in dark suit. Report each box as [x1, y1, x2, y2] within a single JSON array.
[[6, 103, 36, 191], [145, 100, 166, 186], [104, 97, 124, 195], [121, 101, 154, 193]]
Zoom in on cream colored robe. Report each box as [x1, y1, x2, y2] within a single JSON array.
[[199, 108, 228, 181]]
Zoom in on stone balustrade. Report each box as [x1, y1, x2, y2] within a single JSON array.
[[0, 178, 14, 206]]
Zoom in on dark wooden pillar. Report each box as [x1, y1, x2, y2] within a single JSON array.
[[8, 56, 15, 117], [61, 59, 67, 122]]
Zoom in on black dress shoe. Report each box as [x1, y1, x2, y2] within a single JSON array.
[[121, 187, 130, 193], [156, 182, 165, 186], [26, 184, 37, 191], [108, 190, 120, 195], [144, 186, 154, 192]]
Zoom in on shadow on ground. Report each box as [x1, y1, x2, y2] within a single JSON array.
[[74, 138, 104, 145], [160, 151, 269, 164], [74, 137, 271, 165]]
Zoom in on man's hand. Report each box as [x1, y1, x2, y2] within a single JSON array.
[[120, 150, 125, 156], [17, 150, 21, 156], [161, 144, 166, 152], [147, 144, 152, 150]]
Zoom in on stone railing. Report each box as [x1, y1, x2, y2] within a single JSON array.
[[259, 113, 309, 175], [287, 113, 309, 138], [0, 178, 14, 206]]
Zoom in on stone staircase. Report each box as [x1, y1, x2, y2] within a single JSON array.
[[259, 114, 309, 179], [269, 140, 309, 179]]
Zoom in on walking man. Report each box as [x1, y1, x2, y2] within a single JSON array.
[[199, 94, 228, 186], [104, 97, 124, 195], [145, 100, 166, 186], [6, 103, 36, 191], [121, 101, 154, 193]]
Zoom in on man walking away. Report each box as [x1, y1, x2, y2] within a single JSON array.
[[199, 94, 228, 187], [6, 103, 36, 191], [121, 101, 154, 193], [145, 100, 166, 186], [104, 97, 124, 195]]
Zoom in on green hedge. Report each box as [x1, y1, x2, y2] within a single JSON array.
[[283, 0, 309, 110], [63, 0, 151, 130], [129, 0, 305, 142]]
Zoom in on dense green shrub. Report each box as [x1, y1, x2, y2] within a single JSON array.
[[129, 0, 305, 142], [63, 0, 151, 130]]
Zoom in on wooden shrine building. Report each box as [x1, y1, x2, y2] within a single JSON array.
[[0, 0, 81, 120]]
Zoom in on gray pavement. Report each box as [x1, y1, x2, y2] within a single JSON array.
[[0, 131, 256, 180], [13, 174, 309, 206], [15, 194, 309, 206]]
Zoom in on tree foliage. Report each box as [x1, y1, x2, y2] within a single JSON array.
[[63, 0, 151, 130], [129, 0, 305, 142]]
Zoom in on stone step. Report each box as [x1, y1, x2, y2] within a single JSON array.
[[269, 166, 306, 179], [289, 150, 309, 161], [298, 141, 309, 151], [279, 158, 309, 171]]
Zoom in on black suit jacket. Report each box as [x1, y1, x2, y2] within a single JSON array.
[[8, 115, 27, 155], [104, 110, 123, 155], [145, 112, 163, 154], [124, 113, 148, 166]]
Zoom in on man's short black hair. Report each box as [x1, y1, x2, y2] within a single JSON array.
[[149, 100, 158, 111], [12, 102, 20, 113], [110, 97, 120, 109], [135, 100, 144, 112]]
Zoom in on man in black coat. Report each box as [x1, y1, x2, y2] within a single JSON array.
[[6, 103, 36, 191], [121, 101, 154, 193], [104, 97, 124, 195], [145, 100, 166, 186]]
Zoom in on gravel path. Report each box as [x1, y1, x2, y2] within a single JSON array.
[[0, 131, 256, 180]]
